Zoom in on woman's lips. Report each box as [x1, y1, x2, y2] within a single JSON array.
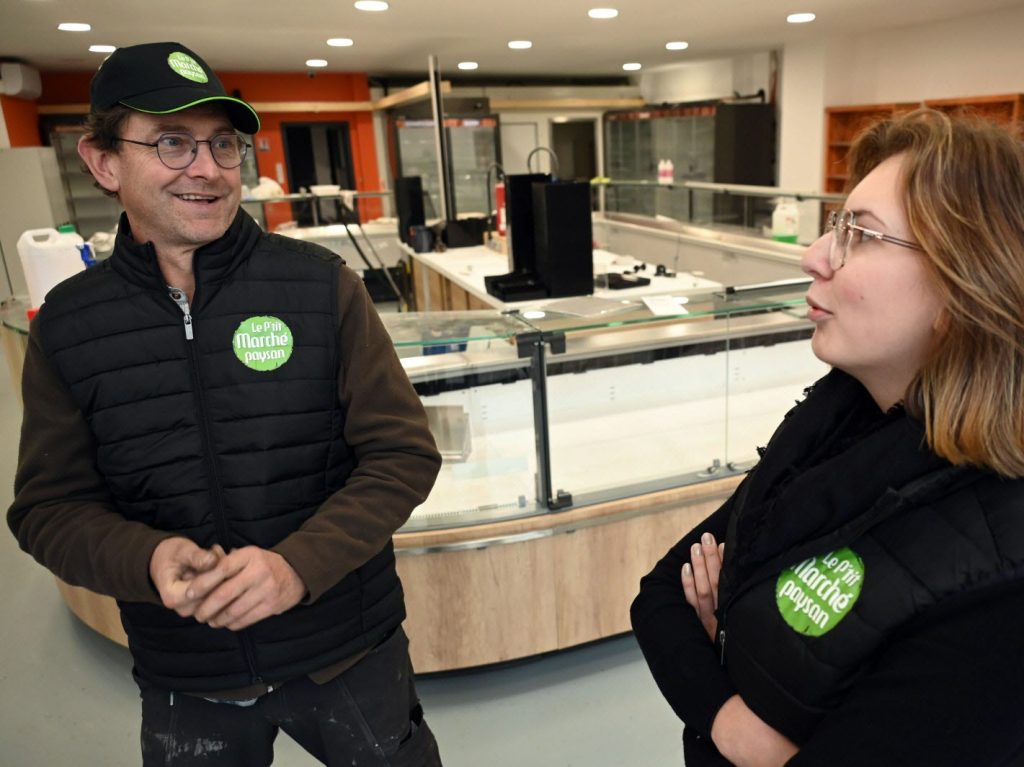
[[806, 296, 832, 321]]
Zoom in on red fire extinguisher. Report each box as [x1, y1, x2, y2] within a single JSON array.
[[495, 181, 507, 236]]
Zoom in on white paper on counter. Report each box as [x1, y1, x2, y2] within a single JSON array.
[[642, 295, 690, 316]]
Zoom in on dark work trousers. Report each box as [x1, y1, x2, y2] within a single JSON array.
[[138, 627, 441, 766]]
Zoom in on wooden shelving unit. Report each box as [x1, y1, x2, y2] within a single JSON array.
[[824, 95, 1024, 194], [823, 103, 917, 193], [923, 93, 1024, 128]]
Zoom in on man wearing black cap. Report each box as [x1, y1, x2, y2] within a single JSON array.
[[8, 42, 443, 766]]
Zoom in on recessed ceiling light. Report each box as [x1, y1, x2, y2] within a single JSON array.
[[665, 41, 689, 51], [457, 61, 479, 70], [508, 40, 533, 49], [89, 45, 116, 53], [354, 1, 389, 10], [327, 38, 354, 47], [588, 8, 619, 19], [623, 62, 642, 71], [57, 22, 91, 32], [306, 59, 329, 68], [787, 12, 816, 23]]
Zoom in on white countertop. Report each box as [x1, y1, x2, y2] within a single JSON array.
[[405, 243, 723, 312]]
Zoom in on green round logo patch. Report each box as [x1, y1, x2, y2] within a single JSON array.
[[233, 316, 293, 372], [776, 548, 864, 637], [167, 52, 209, 83]]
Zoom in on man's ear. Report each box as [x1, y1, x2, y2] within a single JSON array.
[[77, 135, 121, 195]]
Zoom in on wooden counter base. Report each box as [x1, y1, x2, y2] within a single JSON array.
[[51, 477, 739, 673]]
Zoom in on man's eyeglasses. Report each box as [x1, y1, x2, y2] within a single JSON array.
[[117, 132, 250, 170], [825, 209, 923, 270]]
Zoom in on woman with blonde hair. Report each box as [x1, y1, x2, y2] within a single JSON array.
[[632, 109, 1024, 766]]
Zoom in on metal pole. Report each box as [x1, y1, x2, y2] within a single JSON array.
[[427, 55, 455, 221], [518, 331, 572, 511]]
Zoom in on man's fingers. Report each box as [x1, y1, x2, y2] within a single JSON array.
[[187, 547, 219, 573], [209, 589, 268, 631], [185, 554, 246, 603], [193, 576, 250, 625]]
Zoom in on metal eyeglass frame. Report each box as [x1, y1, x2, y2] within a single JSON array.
[[826, 209, 923, 270], [116, 132, 251, 170]]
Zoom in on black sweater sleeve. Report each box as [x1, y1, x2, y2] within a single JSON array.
[[630, 492, 739, 737], [787, 582, 1024, 766]]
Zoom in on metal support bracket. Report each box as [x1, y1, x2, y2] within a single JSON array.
[[516, 329, 572, 511]]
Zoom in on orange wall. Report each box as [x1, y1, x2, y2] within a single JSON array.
[[29, 70, 382, 224], [1, 95, 41, 147]]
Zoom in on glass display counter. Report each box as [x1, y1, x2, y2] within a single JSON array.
[[2, 287, 828, 671], [387, 287, 824, 530]]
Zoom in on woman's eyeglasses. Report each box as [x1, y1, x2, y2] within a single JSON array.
[[826, 209, 923, 270]]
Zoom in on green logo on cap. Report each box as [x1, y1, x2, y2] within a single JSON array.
[[233, 316, 293, 371], [167, 52, 209, 83], [776, 548, 864, 637]]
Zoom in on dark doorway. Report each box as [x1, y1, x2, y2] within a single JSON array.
[[282, 122, 356, 225], [551, 119, 597, 182]]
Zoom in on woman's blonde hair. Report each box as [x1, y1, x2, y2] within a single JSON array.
[[847, 108, 1024, 476]]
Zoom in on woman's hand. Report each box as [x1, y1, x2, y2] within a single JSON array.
[[681, 532, 725, 642], [712, 694, 799, 767]]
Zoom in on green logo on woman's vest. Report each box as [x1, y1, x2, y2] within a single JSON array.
[[233, 316, 293, 371], [776, 548, 864, 637]]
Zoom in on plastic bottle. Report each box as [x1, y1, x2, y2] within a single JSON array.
[[17, 225, 86, 314], [657, 159, 674, 186], [664, 159, 674, 186], [78, 242, 97, 268], [771, 198, 800, 243]]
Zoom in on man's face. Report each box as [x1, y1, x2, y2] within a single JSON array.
[[105, 106, 242, 255]]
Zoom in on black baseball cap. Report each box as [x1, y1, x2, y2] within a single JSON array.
[[90, 42, 260, 134]]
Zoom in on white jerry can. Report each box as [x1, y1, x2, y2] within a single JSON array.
[[17, 226, 86, 312]]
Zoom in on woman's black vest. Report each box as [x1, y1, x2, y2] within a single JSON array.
[[714, 370, 1024, 742], [34, 211, 404, 691]]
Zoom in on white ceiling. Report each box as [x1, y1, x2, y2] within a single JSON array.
[[2, 0, 1022, 80]]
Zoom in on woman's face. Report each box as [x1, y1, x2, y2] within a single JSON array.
[[801, 154, 945, 410]]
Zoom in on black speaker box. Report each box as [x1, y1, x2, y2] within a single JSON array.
[[531, 180, 593, 298], [505, 173, 550, 273], [394, 176, 425, 246], [439, 217, 487, 248]]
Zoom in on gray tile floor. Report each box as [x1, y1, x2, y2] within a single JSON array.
[[0, 337, 684, 767]]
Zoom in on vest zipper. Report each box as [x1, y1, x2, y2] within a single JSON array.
[[172, 287, 263, 686], [167, 288, 194, 340], [718, 628, 727, 665]]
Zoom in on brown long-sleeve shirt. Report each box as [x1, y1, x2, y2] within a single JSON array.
[[8, 264, 441, 607]]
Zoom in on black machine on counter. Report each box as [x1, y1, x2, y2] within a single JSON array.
[[484, 173, 593, 302]]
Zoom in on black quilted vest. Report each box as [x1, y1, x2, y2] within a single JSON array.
[[34, 211, 404, 691], [714, 370, 1024, 743]]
